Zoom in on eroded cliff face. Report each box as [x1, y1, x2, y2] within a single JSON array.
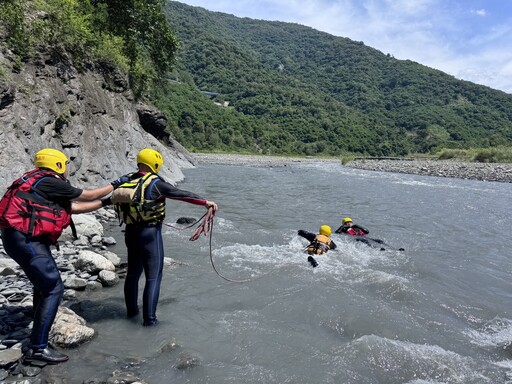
[[0, 49, 195, 191]]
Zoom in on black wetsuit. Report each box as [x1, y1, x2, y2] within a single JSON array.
[[1, 176, 82, 349], [334, 224, 369, 235], [122, 173, 207, 326], [334, 224, 391, 249]]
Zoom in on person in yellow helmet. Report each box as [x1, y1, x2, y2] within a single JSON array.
[[298, 225, 337, 267], [334, 216, 404, 251], [335, 217, 369, 236], [0, 148, 129, 364], [110, 148, 218, 327]]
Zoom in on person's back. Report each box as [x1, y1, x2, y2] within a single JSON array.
[[0, 148, 121, 364], [298, 225, 336, 267], [110, 148, 218, 327]]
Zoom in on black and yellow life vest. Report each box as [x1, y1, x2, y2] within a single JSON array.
[[306, 234, 331, 255], [112, 173, 166, 225]]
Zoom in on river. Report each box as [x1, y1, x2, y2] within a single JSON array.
[[45, 161, 512, 383]]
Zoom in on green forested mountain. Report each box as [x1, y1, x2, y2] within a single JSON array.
[[2, 0, 511, 157], [154, 1, 512, 156]]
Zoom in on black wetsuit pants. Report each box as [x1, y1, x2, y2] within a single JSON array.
[[1, 227, 64, 349], [124, 223, 164, 326]]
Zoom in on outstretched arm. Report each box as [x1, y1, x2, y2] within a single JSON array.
[[334, 225, 349, 233], [71, 197, 112, 214], [298, 230, 316, 242], [154, 180, 208, 205], [352, 224, 369, 234]]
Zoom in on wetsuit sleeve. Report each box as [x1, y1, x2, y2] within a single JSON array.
[[35, 177, 83, 201], [298, 230, 316, 242], [151, 180, 207, 205], [329, 240, 337, 250], [352, 224, 369, 234], [335, 225, 349, 234]]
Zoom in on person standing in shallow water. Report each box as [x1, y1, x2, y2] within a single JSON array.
[[110, 148, 218, 327], [0, 148, 129, 364]]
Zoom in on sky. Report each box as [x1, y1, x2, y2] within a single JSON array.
[[174, 0, 512, 94]]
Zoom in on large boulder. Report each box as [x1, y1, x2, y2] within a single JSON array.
[[50, 307, 95, 347], [74, 250, 115, 273], [61, 213, 103, 241], [0, 52, 195, 192]]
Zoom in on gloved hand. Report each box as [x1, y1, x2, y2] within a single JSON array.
[[101, 197, 112, 207], [307, 256, 319, 268], [111, 175, 131, 189]]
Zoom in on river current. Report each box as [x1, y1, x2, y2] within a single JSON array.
[[47, 161, 512, 383]]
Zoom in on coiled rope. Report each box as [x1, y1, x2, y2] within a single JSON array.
[[164, 208, 254, 283]]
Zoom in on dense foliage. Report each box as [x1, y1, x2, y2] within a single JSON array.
[[0, 0, 177, 95], [156, 1, 512, 157], [2, 0, 511, 158]]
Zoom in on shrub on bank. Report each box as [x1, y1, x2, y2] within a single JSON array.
[[436, 147, 512, 163]]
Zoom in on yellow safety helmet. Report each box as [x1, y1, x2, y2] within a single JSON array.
[[34, 148, 68, 174], [342, 217, 352, 224], [137, 148, 164, 173], [319, 225, 332, 237]]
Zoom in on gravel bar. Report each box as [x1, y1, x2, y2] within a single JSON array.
[[192, 153, 339, 167], [346, 159, 512, 183], [192, 154, 512, 183]]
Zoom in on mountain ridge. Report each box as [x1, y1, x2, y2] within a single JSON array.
[[155, 1, 512, 157]]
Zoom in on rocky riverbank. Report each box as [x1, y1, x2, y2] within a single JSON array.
[[346, 158, 512, 183], [192, 153, 339, 167], [0, 209, 150, 383], [193, 153, 512, 183]]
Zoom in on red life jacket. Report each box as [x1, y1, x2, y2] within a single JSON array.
[[346, 227, 367, 236], [0, 169, 72, 244]]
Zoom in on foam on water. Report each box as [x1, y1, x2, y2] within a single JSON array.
[[337, 335, 509, 383], [465, 317, 512, 348]]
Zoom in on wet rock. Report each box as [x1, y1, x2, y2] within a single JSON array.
[[50, 307, 94, 347], [90, 235, 103, 247], [20, 365, 42, 377], [63, 214, 104, 241], [106, 370, 146, 384], [176, 217, 196, 224], [163, 257, 188, 269], [74, 250, 116, 273], [101, 251, 121, 267], [159, 339, 178, 353], [0, 347, 22, 366], [102, 236, 117, 246], [98, 270, 119, 287], [85, 281, 103, 291], [0, 267, 17, 276], [63, 289, 77, 301], [63, 277, 87, 291], [174, 352, 201, 370]]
